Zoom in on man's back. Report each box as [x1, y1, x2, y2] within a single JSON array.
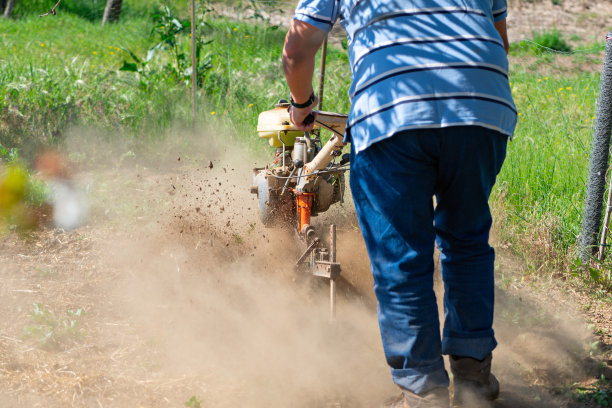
[[294, 0, 516, 153]]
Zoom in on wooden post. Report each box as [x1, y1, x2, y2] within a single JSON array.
[[317, 35, 328, 111], [3, 0, 15, 19], [329, 224, 336, 320], [191, 0, 197, 133], [102, 0, 122, 26], [597, 174, 612, 260]]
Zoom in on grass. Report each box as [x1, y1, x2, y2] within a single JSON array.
[[0, 2, 610, 288], [498, 35, 612, 289], [494, 71, 597, 260]]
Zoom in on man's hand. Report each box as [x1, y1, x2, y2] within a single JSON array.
[[289, 96, 319, 131], [283, 20, 326, 129]]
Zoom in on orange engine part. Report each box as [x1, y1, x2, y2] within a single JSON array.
[[295, 193, 315, 234]]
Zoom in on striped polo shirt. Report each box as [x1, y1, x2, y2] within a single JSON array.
[[293, 0, 517, 153]]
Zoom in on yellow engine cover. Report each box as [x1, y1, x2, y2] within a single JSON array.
[[257, 106, 349, 148], [257, 107, 304, 148]]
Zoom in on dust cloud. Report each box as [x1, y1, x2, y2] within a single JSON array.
[[54, 125, 605, 408], [85, 126, 393, 408]]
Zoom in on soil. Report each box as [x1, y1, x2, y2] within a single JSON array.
[[1, 2, 612, 407]]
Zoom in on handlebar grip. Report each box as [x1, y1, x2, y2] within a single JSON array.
[[303, 113, 315, 126]]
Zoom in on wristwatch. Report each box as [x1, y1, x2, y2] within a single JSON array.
[[290, 92, 315, 109]]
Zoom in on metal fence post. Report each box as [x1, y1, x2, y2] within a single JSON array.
[[578, 33, 612, 262]]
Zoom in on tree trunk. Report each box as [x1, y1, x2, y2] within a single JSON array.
[[102, 0, 122, 26], [2, 0, 15, 19]]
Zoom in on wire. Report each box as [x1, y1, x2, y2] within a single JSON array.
[[515, 39, 605, 55], [314, 118, 345, 137]]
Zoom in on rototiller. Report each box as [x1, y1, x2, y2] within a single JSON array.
[[249, 36, 350, 317], [250, 102, 348, 317]]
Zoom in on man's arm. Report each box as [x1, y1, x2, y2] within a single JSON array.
[[282, 19, 326, 130], [494, 18, 509, 54]]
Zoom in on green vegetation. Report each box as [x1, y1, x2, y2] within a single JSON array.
[[185, 395, 203, 408], [573, 375, 611, 407], [510, 29, 572, 55], [10, 0, 156, 20], [24, 302, 84, 350], [0, 2, 610, 288], [494, 71, 596, 264], [0, 3, 321, 158], [496, 33, 612, 290]]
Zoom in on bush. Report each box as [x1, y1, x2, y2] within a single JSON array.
[[531, 29, 572, 54]]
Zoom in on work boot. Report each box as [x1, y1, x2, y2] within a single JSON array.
[[383, 387, 450, 408], [450, 353, 499, 407]]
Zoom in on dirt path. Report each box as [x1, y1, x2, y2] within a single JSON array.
[[0, 134, 610, 407]]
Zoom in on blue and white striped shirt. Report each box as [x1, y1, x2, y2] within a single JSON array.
[[294, 0, 517, 153]]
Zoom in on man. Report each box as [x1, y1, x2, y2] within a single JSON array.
[[282, 1, 516, 407]]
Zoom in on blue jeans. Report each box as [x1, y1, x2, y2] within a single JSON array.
[[349, 126, 508, 395]]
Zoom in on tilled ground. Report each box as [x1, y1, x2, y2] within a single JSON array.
[[0, 141, 610, 407]]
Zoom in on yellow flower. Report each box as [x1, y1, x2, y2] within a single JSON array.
[[518, 112, 522, 116], [537, 79, 541, 82], [545, 77, 549, 80], [558, 87, 563, 92], [566, 86, 572, 90], [245, 35, 249, 39], [211, 111, 216, 115], [233, 27, 238, 31], [40, 43, 45, 47], [110, 51, 114, 55], [93, 51, 97, 55], [248, 103, 254, 108]]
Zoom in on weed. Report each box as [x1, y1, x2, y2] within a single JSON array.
[[24, 302, 84, 350], [185, 395, 203, 408], [232, 233, 243, 244], [574, 375, 611, 407], [0, 144, 19, 163], [120, 6, 213, 90]]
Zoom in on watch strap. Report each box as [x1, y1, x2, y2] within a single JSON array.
[[290, 92, 315, 108]]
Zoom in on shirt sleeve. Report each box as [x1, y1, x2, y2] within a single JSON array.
[[491, 0, 507, 22], [293, 0, 339, 33]]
